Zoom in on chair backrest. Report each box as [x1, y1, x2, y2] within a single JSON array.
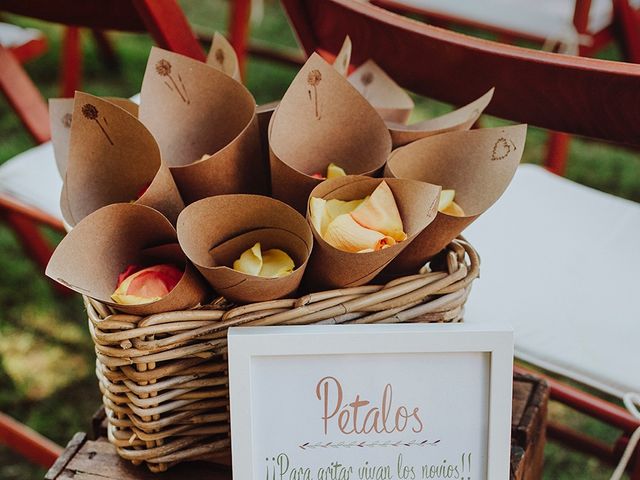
[[281, 0, 640, 146], [0, 0, 205, 60]]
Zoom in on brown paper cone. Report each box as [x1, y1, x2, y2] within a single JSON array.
[[306, 175, 441, 288], [269, 53, 391, 213], [50, 97, 139, 178], [388, 88, 495, 148], [333, 36, 352, 76], [206, 32, 241, 82], [348, 60, 414, 125], [385, 124, 527, 272], [49, 98, 73, 178], [139, 47, 266, 203], [177, 194, 313, 303], [46, 203, 209, 315], [256, 101, 279, 187], [61, 92, 184, 227]]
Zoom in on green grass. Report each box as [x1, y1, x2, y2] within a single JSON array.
[[0, 1, 638, 478]]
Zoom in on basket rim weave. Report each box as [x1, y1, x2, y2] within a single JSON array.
[[86, 236, 479, 472]]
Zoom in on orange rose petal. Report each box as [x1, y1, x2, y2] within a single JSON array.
[[112, 264, 183, 305], [323, 213, 396, 253], [440, 200, 465, 217], [350, 181, 407, 242]]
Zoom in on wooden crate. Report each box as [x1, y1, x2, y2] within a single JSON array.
[[46, 372, 548, 479]]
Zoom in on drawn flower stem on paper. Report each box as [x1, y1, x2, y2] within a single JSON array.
[[82, 104, 113, 145], [307, 69, 322, 119], [491, 137, 517, 161], [360, 71, 374, 99], [156, 59, 190, 104]]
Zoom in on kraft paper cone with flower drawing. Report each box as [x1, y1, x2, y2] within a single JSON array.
[[177, 195, 313, 303], [50, 97, 139, 179], [139, 47, 267, 203], [46, 203, 208, 316], [206, 32, 241, 82], [348, 59, 415, 125], [385, 124, 527, 273], [269, 53, 391, 213], [60, 92, 184, 227], [305, 175, 441, 289], [387, 88, 495, 148]]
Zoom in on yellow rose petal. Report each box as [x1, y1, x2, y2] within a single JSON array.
[[324, 198, 364, 235], [260, 248, 295, 278], [111, 293, 162, 305], [309, 197, 327, 235], [441, 201, 465, 217], [324, 213, 396, 253], [351, 181, 407, 242], [438, 189, 455, 212], [233, 242, 263, 276], [327, 163, 347, 179]]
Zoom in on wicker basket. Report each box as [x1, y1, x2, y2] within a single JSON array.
[[87, 237, 479, 472]]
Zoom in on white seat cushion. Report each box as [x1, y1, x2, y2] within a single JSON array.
[[464, 164, 640, 398], [0, 22, 42, 49], [0, 143, 63, 221], [390, 0, 629, 38]]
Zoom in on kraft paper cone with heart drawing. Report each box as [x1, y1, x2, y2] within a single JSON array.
[[387, 88, 495, 148], [49, 96, 139, 178], [46, 203, 209, 315], [139, 47, 266, 203], [206, 32, 241, 82], [385, 124, 527, 272], [60, 92, 183, 227], [305, 176, 441, 289], [177, 195, 313, 303], [269, 53, 391, 213], [348, 59, 415, 125]]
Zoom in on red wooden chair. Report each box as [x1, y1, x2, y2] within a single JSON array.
[[368, 0, 640, 176], [0, 411, 62, 470], [280, 0, 640, 477], [0, 0, 205, 279]]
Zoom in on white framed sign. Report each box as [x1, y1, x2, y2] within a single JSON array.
[[228, 323, 513, 480]]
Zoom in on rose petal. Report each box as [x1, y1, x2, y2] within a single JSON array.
[[112, 264, 183, 305], [438, 189, 455, 212], [324, 213, 396, 253], [350, 181, 407, 241], [233, 242, 263, 276], [111, 293, 163, 305], [326, 163, 346, 179], [260, 248, 295, 278], [309, 197, 327, 235], [441, 201, 465, 217]]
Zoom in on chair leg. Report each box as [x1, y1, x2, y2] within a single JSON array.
[[91, 29, 119, 70], [0, 45, 50, 144], [132, 0, 206, 61], [61, 27, 82, 98], [544, 131, 571, 175], [613, 0, 640, 62], [2, 212, 70, 296], [0, 412, 62, 469], [632, 452, 640, 480], [229, 0, 252, 81]]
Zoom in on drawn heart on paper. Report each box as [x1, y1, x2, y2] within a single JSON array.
[[491, 137, 516, 161]]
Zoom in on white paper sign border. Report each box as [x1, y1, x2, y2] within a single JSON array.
[[228, 323, 514, 480]]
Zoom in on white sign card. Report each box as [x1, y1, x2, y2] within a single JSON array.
[[228, 323, 514, 480]]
